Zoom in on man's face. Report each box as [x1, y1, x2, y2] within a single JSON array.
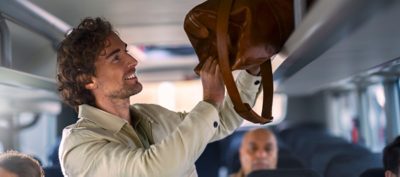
[[239, 129, 278, 175], [0, 167, 17, 177], [385, 170, 399, 177], [89, 32, 142, 100]]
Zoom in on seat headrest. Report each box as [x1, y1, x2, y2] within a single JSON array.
[[248, 169, 321, 177], [359, 168, 385, 177]]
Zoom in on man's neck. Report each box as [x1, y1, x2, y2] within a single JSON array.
[[95, 96, 132, 124]]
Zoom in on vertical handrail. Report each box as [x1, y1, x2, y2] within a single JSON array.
[[383, 79, 400, 143], [0, 13, 12, 68], [357, 87, 373, 148]]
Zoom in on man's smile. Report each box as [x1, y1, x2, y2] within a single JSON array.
[[124, 70, 137, 80]]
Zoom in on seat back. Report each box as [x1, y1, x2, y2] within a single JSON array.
[[310, 143, 369, 174], [278, 153, 305, 169], [359, 168, 385, 177], [195, 141, 221, 177], [324, 153, 383, 177], [220, 129, 247, 174], [248, 169, 321, 177], [44, 166, 63, 177]]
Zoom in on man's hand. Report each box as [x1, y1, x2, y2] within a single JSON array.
[[246, 65, 261, 76], [200, 57, 225, 109]]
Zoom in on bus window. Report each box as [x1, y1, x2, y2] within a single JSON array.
[[133, 80, 288, 127], [242, 93, 287, 127], [383, 78, 400, 144], [18, 112, 59, 166], [365, 84, 386, 152], [327, 91, 359, 143]]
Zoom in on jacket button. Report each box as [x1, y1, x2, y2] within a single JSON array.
[[254, 80, 260, 85], [213, 121, 218, 128]]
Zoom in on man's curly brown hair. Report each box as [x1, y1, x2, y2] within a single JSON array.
[[57, 17, 113, 110]]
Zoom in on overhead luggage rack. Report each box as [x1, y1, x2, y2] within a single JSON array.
[[0, 66, 57, 92], [273, 0, 400, 95], [0, 0, 70, 94]]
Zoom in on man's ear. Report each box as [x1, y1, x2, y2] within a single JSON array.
[[85, 77, 97, 90], [385, 170, 396, 177]]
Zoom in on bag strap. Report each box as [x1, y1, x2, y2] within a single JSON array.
[[216, 0, 273, 124]]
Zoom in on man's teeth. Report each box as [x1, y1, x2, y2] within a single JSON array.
[[125, 73, 136, 80]]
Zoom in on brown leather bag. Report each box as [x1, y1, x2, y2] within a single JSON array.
[[184, 0, 294, 124]]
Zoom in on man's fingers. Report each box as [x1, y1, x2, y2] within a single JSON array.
[[215, 64, 221, 77], [215, 64, 224, 84], [201, 56, 213, 72], [210, 59, 217, 74]]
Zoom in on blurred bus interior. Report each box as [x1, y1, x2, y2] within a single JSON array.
[[0, 0, 400, 176]]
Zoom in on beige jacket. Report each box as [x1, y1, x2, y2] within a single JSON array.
[[59, 71, 261, 177]]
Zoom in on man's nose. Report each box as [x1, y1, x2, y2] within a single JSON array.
[[255, 150, 268, 158], [126, 53, 138, 67]]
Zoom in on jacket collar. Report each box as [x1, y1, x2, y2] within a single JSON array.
[[78, 104, 157, 133], [78, 104, 128, 133]]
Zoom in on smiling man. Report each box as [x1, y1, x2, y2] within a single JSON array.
[[57, 17, 262, 177]]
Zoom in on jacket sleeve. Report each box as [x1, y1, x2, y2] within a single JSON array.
[[210, 70, 262, 142], [60, 102, 220, 177]]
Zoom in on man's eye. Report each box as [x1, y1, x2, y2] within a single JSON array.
[[265, 145, 273, 152], [113, 55, 120, 62]]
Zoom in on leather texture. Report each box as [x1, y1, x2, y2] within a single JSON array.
[[184, 0, 294, 124]]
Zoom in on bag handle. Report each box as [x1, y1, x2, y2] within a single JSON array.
[[216, 0, 273, 124]]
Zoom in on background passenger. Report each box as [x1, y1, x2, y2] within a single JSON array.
[[0, 150, 44, 177], [230, 128, 278, 177], [383, 136, 400, 177]]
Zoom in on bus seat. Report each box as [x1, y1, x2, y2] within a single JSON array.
[[247, 169, 321, 177], [278, 153, 305, 169], [324, 153, 382, 177], [43, 166, 63, 177], [359, 168, 385, 177], [310, 143, 370, 175], [195, 141, 221, 177], [294, 137, 347, 166], [219, 129, 247, 174], [279, 123, 326, 148]]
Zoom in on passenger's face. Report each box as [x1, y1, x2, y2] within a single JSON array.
[[385, 170, 398, 177], [239, 129, 278, 175], [0, 167, 17, 177], [88, 32, 142, 100]]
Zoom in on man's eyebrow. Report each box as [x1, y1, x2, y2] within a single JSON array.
[[106, 49, 120, 59], [105, 44, 127, 59], [248, 142, 256, 146]]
